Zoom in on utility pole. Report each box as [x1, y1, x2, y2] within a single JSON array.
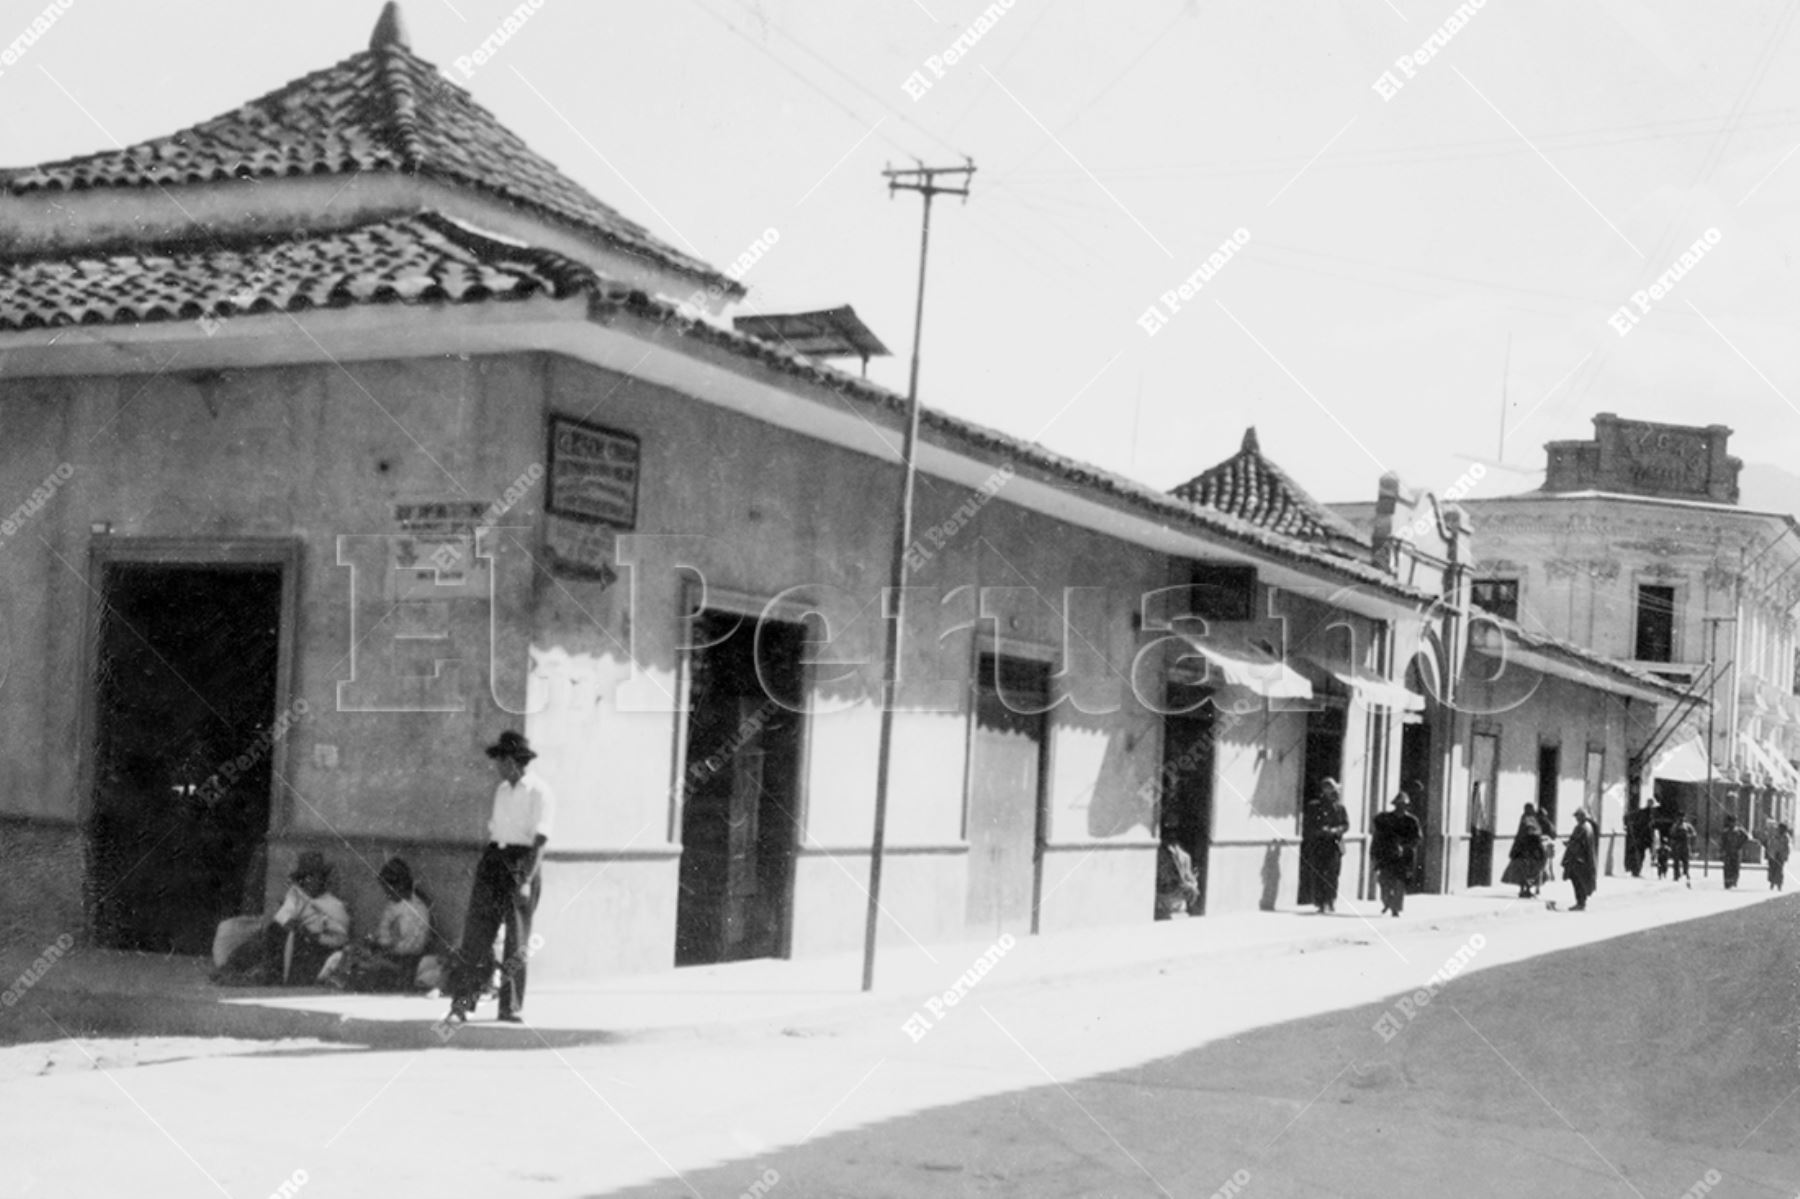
[[862, 160, 975, 993], [1701, 614, 1737, 878]]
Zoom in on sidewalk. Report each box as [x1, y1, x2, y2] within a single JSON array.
[[0, 873, 1755, 1050]]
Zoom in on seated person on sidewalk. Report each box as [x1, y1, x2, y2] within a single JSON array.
[[215, 851, 351, 985], [321, 858, 433, 992], [1155, 823, 1201, 920]]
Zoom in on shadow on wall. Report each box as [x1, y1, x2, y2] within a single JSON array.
[[1260, 842, 1282, 911], [1087, 717, 1158, 839]]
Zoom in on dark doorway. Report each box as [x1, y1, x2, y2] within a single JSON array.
[[966, 654, 1050, 938], [1537, 743, 1561, 831], [1467, 731, 1500, 888], [675, 610, 806, 967], [1296, 702, 1346, 906], [1399, 713, 1432, 892], [1159, 682, 1215, 915], [89, 565, 284, 955]]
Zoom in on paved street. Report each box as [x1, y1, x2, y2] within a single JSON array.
[[4, 881, 1793, 1198]]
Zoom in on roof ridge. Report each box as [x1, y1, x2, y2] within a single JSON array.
[[0, 25, 741, 294], [1171, 432, 1368, 552], [373, 45, 429, 171]]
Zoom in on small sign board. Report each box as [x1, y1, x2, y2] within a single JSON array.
[[390, 500, 493, 598], [547, 415, 640, 530], [544, 414, 635, 585]]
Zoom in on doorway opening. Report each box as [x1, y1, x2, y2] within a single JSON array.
[[88, 564, 285, 955], [1537, 743, 1561, 830], [965, 653, 1050, 939], [1467, 730, 1500, 888], [674, 610, 806, 967], [1158, 682, 1215, 916], [1296, 701, 1347, 907], [1398, 705, 1433, 894]]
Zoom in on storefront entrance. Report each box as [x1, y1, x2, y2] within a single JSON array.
[[1159, 682, 1215, 915], [1467, 730, 1500, 887], [1297, 702, 1347, 906], [1399, 710, 1433, 893], [88, 561, 286, 955], [674, 610, 805, 966]]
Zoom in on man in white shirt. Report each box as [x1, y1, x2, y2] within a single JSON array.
[[445, 730, 555, 1024]]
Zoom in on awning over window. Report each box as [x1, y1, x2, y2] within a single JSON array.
[[1310, 661, 1427, 712], [1652, 734, 1712, 784], [1171, 631, 1313, 699]]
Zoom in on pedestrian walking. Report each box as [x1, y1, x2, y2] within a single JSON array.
[[1501, 804, 1549, 898], [1719, 813, 1749, 890], [1300, 778, 1350, 914], [1370, 793, 1422, 917], [1654, 828, 1670, 880], [1624, 806, 1653, 878], [1561, 809, 1598, 911], [1766, 822, 1790, 891], [445, 730, 555, 1025], [1670, 814, 1695, 885]]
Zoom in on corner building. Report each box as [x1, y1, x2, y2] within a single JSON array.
[[0, 5, 1436, 981]]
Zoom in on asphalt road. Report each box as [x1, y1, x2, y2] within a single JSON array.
[[602, 896, 1800, 1199]]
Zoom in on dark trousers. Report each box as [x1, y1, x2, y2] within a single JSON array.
[[452, 844, 540, 1016], [1771, 858, 1786, 889], [1672, 849, 1690, 880], [1377, 868, 1407, 914], [1570, 877, 1592, 908], [1723, 859, 1740, 889]]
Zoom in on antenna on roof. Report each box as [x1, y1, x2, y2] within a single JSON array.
[[370, 1, 410, 50]]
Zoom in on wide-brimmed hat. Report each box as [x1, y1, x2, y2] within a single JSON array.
[[484, 730, 537, 762], [290, 850, 332, 882]]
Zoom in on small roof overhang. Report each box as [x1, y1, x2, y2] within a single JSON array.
[[1652, 734, 1713, 783], [1468, 619, 1692, 706], [1169, 629, 1313, 699]]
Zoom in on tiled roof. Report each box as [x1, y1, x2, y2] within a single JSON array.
[[0, 211, 601, 330], [0, 228, 1430, 605], [1172, 427, 1371, 560], [0, 5, 737, 296]]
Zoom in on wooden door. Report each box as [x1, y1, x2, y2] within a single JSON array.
[[966, 655, 1048, 937]]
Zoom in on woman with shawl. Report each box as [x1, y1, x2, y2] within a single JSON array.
[[1501, 804, 1548, 899]]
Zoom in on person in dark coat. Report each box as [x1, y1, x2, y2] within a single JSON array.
[[1370, 794, 1422, 917], [1300, 779, 1351, 913], [1501, 804, 1549, 898], [1561, 809, 1598, 911], [1719, 813, 1750, 890], [1668, 814, 1694, 885], [1765, 822, 1791, 891], [1623, 806, 1653, 878]]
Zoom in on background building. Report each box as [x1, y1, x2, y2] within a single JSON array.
[[1457, 414, 1800, 853]]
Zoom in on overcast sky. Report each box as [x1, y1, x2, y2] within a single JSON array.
[[6, 0, 1800, 508]]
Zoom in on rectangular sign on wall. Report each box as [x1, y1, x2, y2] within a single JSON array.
[[544, 414, 635, 584], [547, 415, 640, 531]]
